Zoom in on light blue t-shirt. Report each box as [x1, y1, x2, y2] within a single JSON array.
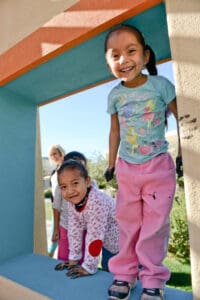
[[107, 75, 176, 164]]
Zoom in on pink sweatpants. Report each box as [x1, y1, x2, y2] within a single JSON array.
[[109, 153, 176, 288], [58, 226, 86, 264], [57, 226, 69, 261]]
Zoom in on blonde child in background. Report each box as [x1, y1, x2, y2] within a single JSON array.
[[55, 159, 119, 277], [104, 24, 182, 300], [48, 144, 65, 257]]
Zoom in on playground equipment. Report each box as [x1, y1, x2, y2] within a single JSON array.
[[0, 0, 199, 299]]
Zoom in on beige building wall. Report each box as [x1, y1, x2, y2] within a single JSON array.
[[165, 0, 200, 298], [34, 109, 48, 255], [0, 0, 78, 54]]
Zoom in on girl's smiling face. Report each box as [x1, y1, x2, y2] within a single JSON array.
[[58, 168, 91, 205], [105, 30, 149, 87]]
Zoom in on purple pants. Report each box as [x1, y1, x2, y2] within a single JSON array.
[[109, 153, 176, 288]]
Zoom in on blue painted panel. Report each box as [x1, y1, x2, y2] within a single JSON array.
[[0, 87, 36, 263], [4, 3, 170, 105], [0, 254, 193, 300]]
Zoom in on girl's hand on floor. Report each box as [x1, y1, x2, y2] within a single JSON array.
[[55, 261, 70, 271], [66, 265, 90, 279], [54, 260, 78, 271]]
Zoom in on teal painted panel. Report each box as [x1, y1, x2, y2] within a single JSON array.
[[0, 87, 36, 263], [0, 254, 193, 300], [4, 3, 170, 105]]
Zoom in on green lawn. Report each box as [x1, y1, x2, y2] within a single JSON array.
[[165, 254, 191, 292], [45, 198, 52, 221]]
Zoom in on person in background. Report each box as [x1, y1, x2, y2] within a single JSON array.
[[54, 159, 119, 277], [48, 144, 65, 257], [104, 24, 182, 300]]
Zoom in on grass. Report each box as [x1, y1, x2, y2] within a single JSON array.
[[45, 198, 52, 221], [165, 253, 192, 292]]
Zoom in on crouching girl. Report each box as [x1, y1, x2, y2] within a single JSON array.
[[55, 159, 119, 278]]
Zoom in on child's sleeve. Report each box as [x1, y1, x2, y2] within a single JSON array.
[[81, 195, 108, 274], [159, 76, 176, 105], [107, 89, 118, 115], [68, 206, 84, 261], [52, 184, 62, 211]]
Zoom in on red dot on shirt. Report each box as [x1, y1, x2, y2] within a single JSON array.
[[88, 240, 103, 257]]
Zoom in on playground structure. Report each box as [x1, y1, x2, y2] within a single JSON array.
[[0, 0, 199, 299]]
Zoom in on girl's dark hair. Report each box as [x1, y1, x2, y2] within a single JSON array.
[[64, 151, 87, 166], [104, 24, 157, 76], [57, 159, 88, 179]]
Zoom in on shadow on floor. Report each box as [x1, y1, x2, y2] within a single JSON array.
[[167, 272, 191, 290]]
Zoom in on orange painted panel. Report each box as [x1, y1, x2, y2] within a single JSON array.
[[0, 0, 162, 86]]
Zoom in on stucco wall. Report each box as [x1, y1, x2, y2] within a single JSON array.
[[34, 110, 47, 255], [0, 0, 78, 54], [165, 0, 200, 298]]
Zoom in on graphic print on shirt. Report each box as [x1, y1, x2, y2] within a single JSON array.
[[107, 76, 176, 163]]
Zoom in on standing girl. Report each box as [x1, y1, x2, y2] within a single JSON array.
[[48, 144, 65, 257], [104, 24, 181, 300]]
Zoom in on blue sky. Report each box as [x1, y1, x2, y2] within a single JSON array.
[[39, 61, 177, 159]]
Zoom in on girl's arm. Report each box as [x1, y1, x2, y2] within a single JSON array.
[[104, 113, 120, 181], [108, 113, 120, 168], [168, 98, 181, 157], [68, 207, 84, 262], [52, 208, 60, 242], [52, 184, 62, 241], [81, 197, 109, 274], [168, 98, 183, 177]]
